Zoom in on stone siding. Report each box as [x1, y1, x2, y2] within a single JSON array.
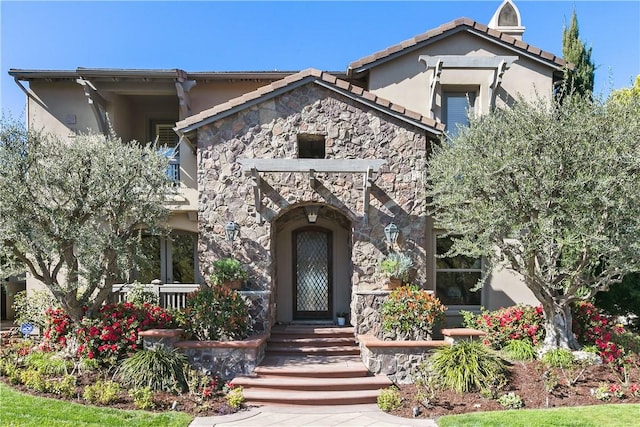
[[140, 329, 267, 381], [197, 84, 431, 317]]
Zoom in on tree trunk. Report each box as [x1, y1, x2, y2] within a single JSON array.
[[541, 300, 580, 351]]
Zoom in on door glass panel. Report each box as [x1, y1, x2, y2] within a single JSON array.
[[296, 230, 329, 312]]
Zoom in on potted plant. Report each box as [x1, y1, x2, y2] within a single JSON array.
[[336, 311, 349, 326], [379, 252, 413, 289], [379, 284, 446, 340], [211, 258, 248, 289]]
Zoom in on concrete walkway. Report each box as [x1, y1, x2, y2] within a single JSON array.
[[189, 404, 438, 427]]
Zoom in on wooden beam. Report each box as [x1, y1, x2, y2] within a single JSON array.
[[363, 166, 373, 224], [238, 158, 386, 173], [251, 168, 263, 224]]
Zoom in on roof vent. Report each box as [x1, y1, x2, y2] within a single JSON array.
[[488, 0, 525, 40]]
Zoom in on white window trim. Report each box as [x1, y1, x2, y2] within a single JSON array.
[[434, 233, 486, 309]]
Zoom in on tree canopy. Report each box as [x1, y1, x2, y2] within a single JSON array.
[[427, 92, 640, 349], [561, 10, 595, 98], [0, 120, 172, 321]]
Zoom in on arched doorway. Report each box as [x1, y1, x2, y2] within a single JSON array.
[[274, 205, 351, 323]]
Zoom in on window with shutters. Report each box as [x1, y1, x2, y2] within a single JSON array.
[[151, 121, 180, 183], [443, 91, 476, 138]]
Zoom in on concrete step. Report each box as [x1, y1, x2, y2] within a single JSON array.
[[266, 345, 361, 356], [241, 388, 382, 406], [231, 374, 391, 391], [268, 336, 356, 347], [254, 355, 369, 378], [270, 326, 355, 339]]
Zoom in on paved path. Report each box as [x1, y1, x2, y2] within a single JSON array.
[[189, 404, 438, 427]]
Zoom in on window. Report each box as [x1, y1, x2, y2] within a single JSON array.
[[435, 235, 482, 306], [151, 121, 180, 182], [443, 92, 476, 138], [137, 232, 198, 284], [298, 134, 325, 159]]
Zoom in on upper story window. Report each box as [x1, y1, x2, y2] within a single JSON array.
[[435, 235, 483, 306], [443, 92, 476, 138], [298, 134, 326, 159], [151, 121, 180, 183]]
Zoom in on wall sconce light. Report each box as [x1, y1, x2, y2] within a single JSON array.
[[384, 222, 400, 245], [304, 205, 320, 224], [225, 221, 240, 241]]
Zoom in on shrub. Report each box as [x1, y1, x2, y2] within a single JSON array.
[[12, 290, 58, 330], [52, 375, 77, 398], [20, 368, 49, 392], [380, 285, 446, 340], [379, 252, 413, 282], [225, 386, 245, 409], [24, 351, 71, 376], [124, 281, 159, 306], [377, 386, 402, 412], [129, 387, 155, 410], [541, 349, 575, 368], [75, 302, 175, 365], [83, 380, 121, 405], [498, 392, 523, 409], [41, 307, 74, 351], [210, 258, 248, 285], [183, 285, 249, 341], [572, 301, 637, 368], [462, 305, 544, 349], [431, 340, 508, 393], [502, 339, 536, 361], [117, 346, 188, 392]]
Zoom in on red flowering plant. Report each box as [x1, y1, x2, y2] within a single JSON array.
[[76, 302, 176, 365], [41, 307, 75, 351], [461, 305, 544, 349], [572, 301, 639, 370], [42, 301, 176, 365]]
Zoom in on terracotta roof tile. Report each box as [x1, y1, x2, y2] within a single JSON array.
[[175, 69, 443, 135], [347, 17, 565, 75]]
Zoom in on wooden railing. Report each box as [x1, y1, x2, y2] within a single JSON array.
[[111, 283, 200, 310]]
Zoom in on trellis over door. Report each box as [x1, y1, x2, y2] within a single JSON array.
[[292, 227, 333, 320]]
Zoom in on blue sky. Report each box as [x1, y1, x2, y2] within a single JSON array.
[[1, 1, 639, 117]]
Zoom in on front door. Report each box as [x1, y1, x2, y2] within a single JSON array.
[[292, 227, 332, 320]]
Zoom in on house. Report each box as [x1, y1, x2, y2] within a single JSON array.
[[7, 0, 565, 331]]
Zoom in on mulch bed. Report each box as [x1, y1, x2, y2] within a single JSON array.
[[391, 360, 640, 419]]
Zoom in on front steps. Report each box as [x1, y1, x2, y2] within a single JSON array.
[[231, 325, 392, 405]]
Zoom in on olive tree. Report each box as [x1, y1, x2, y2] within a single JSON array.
[[0, 120, 172, 322], [427, 93, 640, 350]]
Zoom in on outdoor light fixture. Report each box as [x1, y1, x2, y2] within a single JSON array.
[[384, 222, 400, 245], [225, 221, 240, 241], [304, 205, 320, 224]]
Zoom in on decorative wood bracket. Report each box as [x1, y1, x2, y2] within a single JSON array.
[[76, 78, 109, 135], [419, 55, 518, 117], [250, 167, 263, 224], [239, 159, 386, 223]]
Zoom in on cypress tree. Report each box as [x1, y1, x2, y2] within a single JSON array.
[[561, 10, 595, 97]]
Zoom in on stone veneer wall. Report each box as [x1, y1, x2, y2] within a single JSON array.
[[354, 290, 388, 336], [139, 329, 267, 381], [197, 84, 431, 320]]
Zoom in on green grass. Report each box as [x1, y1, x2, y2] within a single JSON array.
[[0, 382, 192, 427], [437, 404, 640, 427]]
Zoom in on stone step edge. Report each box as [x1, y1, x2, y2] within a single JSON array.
[[242, 388, 381, 405], [231, 375, 391, 391], [253, 365, 369, 378]]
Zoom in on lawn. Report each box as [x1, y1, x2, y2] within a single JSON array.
[[0, 382, 193, 427], [437, 403, 640, 427]]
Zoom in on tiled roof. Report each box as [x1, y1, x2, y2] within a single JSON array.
[[347, 17, 567, 76], [175, 68, 445, 135]]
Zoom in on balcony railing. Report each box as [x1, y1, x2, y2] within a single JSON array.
[[112, 283, 200, 310], [167, 158, 180, 183]]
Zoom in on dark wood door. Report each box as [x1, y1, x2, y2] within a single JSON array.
[[292, 227, 332, 320]]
